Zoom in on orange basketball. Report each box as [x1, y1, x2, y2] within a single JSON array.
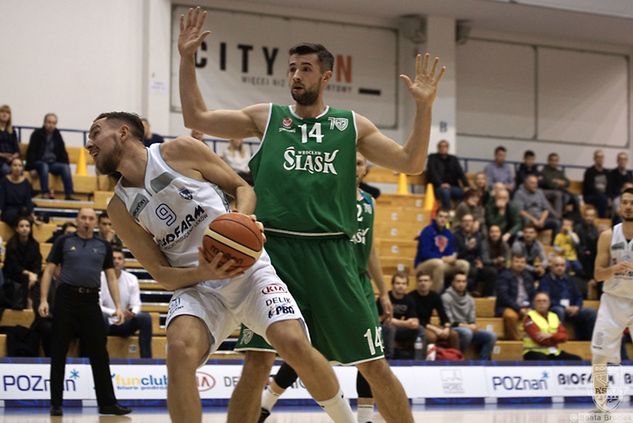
[[202, 212, 264, 272]]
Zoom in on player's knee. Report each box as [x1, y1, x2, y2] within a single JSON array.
[[166, 337, 204, 369], [357, 358, 390, 380], [243, 351, 276, 374]]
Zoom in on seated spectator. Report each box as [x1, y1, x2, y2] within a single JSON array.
[[190, 129, 205, 142], [481, 225, 511, 297], [377, 271, 419, 359], [512, 224, 548, 279], [523, 292, 582, 361], [583, 149, 610, 218], [453, 213, 485, 294], [452, 189, 484, 233], [25, 113, 78, 200], [495, 253, 536, 340], [141, 118, 165, 147], [553, 217, 582, 275], [515, 150, 541, 189], [100, 248, 153, 358], [2, 217, 42, 310], [575, 206, 600, 298], [0, 158, 35, 226], [485, 187, 521, 243], [474, 172, 490, 206], [442, 272, 497, 360], [406, 271, 460, 350], [46, 221, 76, 244], [414, 209, 470, 292], [608, 152, 633, 201], [221, 138, 253, 185], [541, 153, 579, 221], [97, 211, 123, 248], [426, 139, 469, 209], [513, 175, 560, 237], [538, 256, 596, 341], [0, 105, 19, 176], [484, 146, 514, 192]]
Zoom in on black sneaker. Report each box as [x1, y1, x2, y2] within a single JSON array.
[[98, 403, 132, 415], [258, 408, 271, 422], [50, 405, 63, 416]]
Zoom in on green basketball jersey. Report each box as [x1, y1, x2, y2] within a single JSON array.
[[351, 190, 374, 275], [250, 104, 357, 237]]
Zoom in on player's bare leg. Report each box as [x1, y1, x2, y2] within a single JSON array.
[[227, 351, 276, 423], [357, 359, 413, 423], [166, 316, 211, 423]]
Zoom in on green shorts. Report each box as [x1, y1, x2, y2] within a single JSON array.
[[235, 234, 384, 364]]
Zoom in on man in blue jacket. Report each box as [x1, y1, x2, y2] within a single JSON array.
[[538, 255, 596, 340], [415, 208, 469, 293], [495, 253, 536, 340]]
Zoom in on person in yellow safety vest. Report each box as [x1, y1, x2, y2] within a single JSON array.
[[523, 292, 582, 360]]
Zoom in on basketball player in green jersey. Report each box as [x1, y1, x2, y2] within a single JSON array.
[[254, 153, 392, 423], [179, 8, 444, 423]]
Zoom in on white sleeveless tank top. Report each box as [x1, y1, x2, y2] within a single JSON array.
[[114, 144, 269, 288], [606, 223, 633, 299]]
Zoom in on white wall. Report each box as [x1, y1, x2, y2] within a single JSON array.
[[0, 0, 145, 146]]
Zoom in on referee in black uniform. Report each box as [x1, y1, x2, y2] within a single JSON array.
[[38, 207, 132, 416]]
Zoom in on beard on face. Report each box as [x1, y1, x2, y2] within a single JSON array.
[[95, 142, 122, 175], [291, 81, 320, 106]]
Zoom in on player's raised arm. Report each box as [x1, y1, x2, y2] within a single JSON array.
[[178, 7, 268, 139], [357, 53, 445, 175]]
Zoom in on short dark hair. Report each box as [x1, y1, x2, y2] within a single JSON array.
[[548, 152, 559, 160], [494, 146, 507, 154], [512, 252, 526, 260], [453, 271, 467, 281], [524, 150, 535, 159], [43, 113, 57, 124], [391, 270, 409, 285], [622, 187, 633, 197], [463, 188, 481, 201], [416, 270, 431, 280], [436, 208, 451, 216], [288, 43, 334, 72], [98, 211, 109, 222], [112, 246, 124, 254], [523, 223, 537, 232], [94, 112, 145, 143]]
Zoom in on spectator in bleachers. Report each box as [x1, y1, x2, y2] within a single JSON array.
[[575, 206, 600, 298], [453, 213, 484, 295], [2, 217, 41, 310], [46, 221, 76, 244], [513, 175, 560, 238], [608, 152, 633, 200], [0, 105, 19, 177], [582, 149, 610, 218], [553, 217, 582, 275], [473, 172, 490, 206], [485, 187, 521, 243], [522, 292, 582, 361], [221, 138, 253, 185], [481, 225, 511, 297], [26, 113, 77, 201], [407, 271, 460, 351], [495, 253, 536, 340], [515, 150, 540, 189], [426, 139, 469, 209], [0, 157, 35, 226], [452, 189, 484, 233], [541, 153, 579, 221], [511, 224, 548, 279], [378, 271, 419, 359], [537, 256, 596, 341], [442, 272, 497, 360], [100, 248, 152, 359], [141, 118, 165, 147], [190, 129, 205, 142], [97, 211, 123, 248], [414, 209, 470, 293], [484, 146, 514, 192]]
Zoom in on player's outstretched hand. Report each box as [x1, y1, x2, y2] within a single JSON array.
[[399, 53, 446, 106], [179, 7, 211, 58], [197, 247, 245, 279]]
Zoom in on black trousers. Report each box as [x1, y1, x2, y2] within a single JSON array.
[[50, 284, 116, 407], [524, 350, 582, 361]]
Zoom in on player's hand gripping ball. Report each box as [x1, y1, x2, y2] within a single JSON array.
[[202, 213, 264, 272]]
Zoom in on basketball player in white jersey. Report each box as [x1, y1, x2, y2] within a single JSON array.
[[86, 112, 356, 423], [592, 187, 633, 411]]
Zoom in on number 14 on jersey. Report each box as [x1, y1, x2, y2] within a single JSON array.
[[299, 123, 324, 144]]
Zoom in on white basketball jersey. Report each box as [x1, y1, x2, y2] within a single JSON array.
[[606, 223, 633, 299], [115, 144, 270, 289]]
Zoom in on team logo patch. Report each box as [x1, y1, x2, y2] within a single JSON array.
[[179, 188, 193, 200], [328, 117, 348, 131], [282, 117, 293, 128], [242, 328, 254, 344], [435, 235, 448, 253], [261, 284, 288, 295]]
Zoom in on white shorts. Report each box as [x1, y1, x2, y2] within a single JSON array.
[[165, 252, 305, 357], [591, 293, 633, 363]]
